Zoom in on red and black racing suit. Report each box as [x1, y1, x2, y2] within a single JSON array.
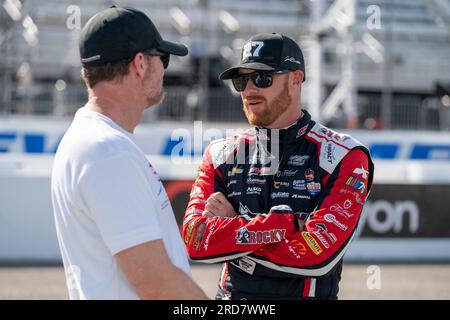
[[183, 110, 374, 299]]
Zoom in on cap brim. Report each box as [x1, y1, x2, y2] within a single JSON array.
[[219, 62, 278, 80], [158, 40, 188, 56]]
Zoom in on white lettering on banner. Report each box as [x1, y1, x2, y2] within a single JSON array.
[[356, 200, 419, 237]]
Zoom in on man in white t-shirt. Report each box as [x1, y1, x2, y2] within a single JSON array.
[[51, 6, 207, 300]]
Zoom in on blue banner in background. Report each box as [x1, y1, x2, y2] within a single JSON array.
[[369, 143, 399, 159], [1, 130, 450, 161], [0, 133, 16, 153], [0, 132, 62, 154], [410, 145, 450, 160]]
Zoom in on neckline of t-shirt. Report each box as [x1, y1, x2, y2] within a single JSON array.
[[78, 105, 135, 139]]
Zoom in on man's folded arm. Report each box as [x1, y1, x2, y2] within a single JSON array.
[[248, 149, 372, 276], [183, 144, 297, 263]]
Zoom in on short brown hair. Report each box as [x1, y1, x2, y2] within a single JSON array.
[[81, 58, 132, 88]]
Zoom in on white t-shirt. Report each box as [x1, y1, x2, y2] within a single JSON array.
[[51, 106, 191, 299]]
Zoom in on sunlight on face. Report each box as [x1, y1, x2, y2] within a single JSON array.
[[242, 75, 291, 127], [142, 56, 166, 109]]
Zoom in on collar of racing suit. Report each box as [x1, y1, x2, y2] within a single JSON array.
[[250, 109, 314, 178], [254, 109, 313, 156]]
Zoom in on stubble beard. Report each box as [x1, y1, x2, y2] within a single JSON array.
[[142, 67, 166, 109], [243, 79, 291, 128], [145, 88, 165, 109]]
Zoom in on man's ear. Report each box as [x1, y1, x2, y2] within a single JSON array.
[[291, 70, 303, 86], [130, 53, 147, 79], [288, 70, 303, 94]]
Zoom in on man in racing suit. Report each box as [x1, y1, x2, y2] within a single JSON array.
[[183, 33, 374, 299]]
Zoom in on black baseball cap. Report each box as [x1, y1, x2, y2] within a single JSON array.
[[79, 6, 188, 66], [219, 33, 305, 82]]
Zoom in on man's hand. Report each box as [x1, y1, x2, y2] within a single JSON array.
[[203, 192, 237, 218], [268, 204, 294, 214], [268, 205, 307, 231]]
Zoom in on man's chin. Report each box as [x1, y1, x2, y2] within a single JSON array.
[[244, 110, 274, 127], [247, 116, 273, 128], [145, 90, 166, 109]]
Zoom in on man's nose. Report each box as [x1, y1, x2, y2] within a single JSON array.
[[243, 78, 258, 94]]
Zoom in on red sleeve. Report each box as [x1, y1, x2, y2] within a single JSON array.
[[183, 144, 298, 263], [250, 149, 372, 276]]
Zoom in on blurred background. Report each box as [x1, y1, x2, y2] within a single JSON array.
[[1, 0, 450, 299]]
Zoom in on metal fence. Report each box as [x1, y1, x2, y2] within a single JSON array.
[[357, 94, 450, 131], [2, 83, 450, 130], [156, 87, 246, 122]]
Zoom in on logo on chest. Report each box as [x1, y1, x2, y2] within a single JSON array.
[[271, 191, 290, 199], [287, 155, 310, 167], [293, 179, 306, 190], [246, 186, 262, 195], [274, 181, 290, 189], [307, 182, 321, 196]]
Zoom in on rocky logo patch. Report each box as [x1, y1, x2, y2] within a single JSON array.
[[236, 227, 286, 245]]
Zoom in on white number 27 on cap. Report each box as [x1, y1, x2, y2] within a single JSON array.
[[242, 41, 265, 60]]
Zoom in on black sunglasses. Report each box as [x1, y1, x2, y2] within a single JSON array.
[[231, 70, 289, 92], [142, 49, 170, 69]]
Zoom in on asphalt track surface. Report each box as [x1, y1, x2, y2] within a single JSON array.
[[1, 264, 449, 300]]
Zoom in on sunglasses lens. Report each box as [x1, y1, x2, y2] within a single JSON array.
[[232, 75, 249, 92], [160, 54, 170, 69], [144, 50, 170, 69], [231, 71, 278, 91], [253, 72, 273, 88]]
